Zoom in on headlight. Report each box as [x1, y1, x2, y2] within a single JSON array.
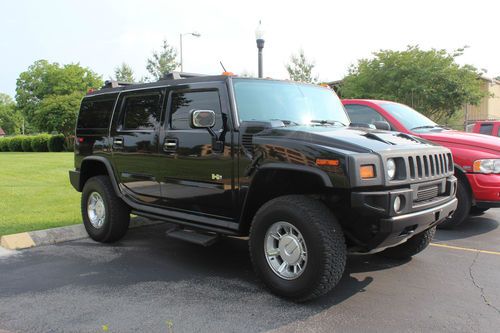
[[473, 159, 500, 174], [387, 158, 396, 180]]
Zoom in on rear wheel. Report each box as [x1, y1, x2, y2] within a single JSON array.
[[437, 179, 470, 229], [82, 176, 130, 243], [249, 195, 346, 302], [379, 227, 435, 260]]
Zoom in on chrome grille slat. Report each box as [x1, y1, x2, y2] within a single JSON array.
[[416, 185, 439, 202]]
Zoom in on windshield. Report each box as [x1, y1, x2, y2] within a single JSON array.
[[233, 79, 349, 126], [381, 103, 441, 132]]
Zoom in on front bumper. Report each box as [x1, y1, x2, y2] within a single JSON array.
[[350, 176, 457, 251], [367, 197, 457, 251], [466, 173, 500, 205]]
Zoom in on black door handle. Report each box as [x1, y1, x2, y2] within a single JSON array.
[[163, 138, 178, 152]]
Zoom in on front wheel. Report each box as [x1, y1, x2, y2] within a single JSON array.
[[379, 227, 435, 260], [82, 175, 130, 243], [249, 195, 346, 302], [437, 179, 471, 229]]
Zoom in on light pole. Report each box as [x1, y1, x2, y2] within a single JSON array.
[[180, 32, 201, 72], [255, 21, 265, 78]]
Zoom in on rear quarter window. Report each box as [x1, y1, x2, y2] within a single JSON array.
[[479, 123, 493, 135], [77, 96, 117, 129]]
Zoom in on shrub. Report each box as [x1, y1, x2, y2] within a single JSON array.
[[21, 136, 33, 152], [31, 134, 51, 152], [48, 134, 65, 152], [8, 136, 24, 152], [65, 135, 75, 152], [0, 137, 11, 152]]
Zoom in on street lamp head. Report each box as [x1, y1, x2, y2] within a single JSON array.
[[191, 32, 201, 37], [255, 20, 264, 40]]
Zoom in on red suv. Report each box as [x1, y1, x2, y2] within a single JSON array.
[[343, 99, 500, 229], [472, 121, 500, 137]]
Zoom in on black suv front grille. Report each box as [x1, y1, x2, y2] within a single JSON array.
[[415, 185, 439, 202], [407, 153, 453, 180]]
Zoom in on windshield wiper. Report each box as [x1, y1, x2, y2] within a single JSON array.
[[411, 125, 438, 130], [270, 119, 301, 126], [310, 119, 346, 126]]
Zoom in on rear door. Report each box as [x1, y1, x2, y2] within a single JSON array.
[[110, 88, 165, 205], [158, 82, 236, 219]]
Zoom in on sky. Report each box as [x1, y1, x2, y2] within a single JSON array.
[[1, 0, 499, 98]]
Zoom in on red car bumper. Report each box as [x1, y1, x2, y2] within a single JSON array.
[[467, 173, 500, 208]]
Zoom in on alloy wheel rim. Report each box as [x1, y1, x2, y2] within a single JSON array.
[[87, 192, 106, 229], [264, 221, 308, 280]]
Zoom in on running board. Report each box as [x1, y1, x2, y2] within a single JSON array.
[[166, 228, 219, 247]]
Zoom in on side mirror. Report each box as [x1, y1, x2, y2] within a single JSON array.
[[191, 110, 216, 128], [373, 121, 391, 131]]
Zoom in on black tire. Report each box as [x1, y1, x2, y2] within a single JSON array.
[[437, 179, 471, 230], [470, 206, 489, 215], [249, 195, 346, 302], [379, 227, 436, 260], [81, 175, 130, 243]]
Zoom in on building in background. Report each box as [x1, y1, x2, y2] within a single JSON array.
[[0, 128, 5, 137], [463, 76, 500, 127]]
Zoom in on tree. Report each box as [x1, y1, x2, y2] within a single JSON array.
[[0, 93, 22, 135], [146, 40, 179, 81], [340, 46, 485, 120], [15, 60, 102, 134], [33, 92, 82, 136], [114, 63, 135, 82], [285, 50, 317, 83]]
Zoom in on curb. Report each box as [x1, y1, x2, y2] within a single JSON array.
[[0, 217, 163, 251]]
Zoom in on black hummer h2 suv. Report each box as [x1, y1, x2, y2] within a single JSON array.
[[70, 73, 458, 301]]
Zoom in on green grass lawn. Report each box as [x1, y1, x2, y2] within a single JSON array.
[[0, 152, 81, 236]]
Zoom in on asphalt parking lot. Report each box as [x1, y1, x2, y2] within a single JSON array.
[[1, 209, 499, 333]]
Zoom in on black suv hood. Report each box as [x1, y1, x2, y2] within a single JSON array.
[[253, 126, 432, 153]]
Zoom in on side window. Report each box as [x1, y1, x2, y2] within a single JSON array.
[[170, 90, 223, 131], [479, 123, 493, 135], [344, 104, 387, 126], [121, 93, 161, 130], [77, 97, 116, 129], [497, 127, 500, 137]]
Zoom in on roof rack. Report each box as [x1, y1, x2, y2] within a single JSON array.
[[102, 80, 136, 89], [162, 72, 206, 80]]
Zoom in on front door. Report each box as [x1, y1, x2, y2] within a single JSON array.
[[111, 89, 165, 205], [158, 82, 235, 219]]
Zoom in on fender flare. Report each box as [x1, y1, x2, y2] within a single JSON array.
[[256, 163, 333, 187], [239, 163, 333, 233], [79, 156, 121, 195]]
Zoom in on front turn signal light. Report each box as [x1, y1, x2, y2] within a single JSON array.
[[360, 165, 376, 179], [316, 159, 340, 166]]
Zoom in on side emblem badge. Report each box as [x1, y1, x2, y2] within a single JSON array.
[[211, 173, 222, 180]]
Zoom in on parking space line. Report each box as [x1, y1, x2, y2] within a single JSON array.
[[430, 243, 500, 256]]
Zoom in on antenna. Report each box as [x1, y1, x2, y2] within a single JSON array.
[[219, 61, 227, 72]]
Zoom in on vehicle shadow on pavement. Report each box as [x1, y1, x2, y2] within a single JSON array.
[[99, 223, 408, 307], [0, 223, 418, 333], [434, 215, 498, 242]]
